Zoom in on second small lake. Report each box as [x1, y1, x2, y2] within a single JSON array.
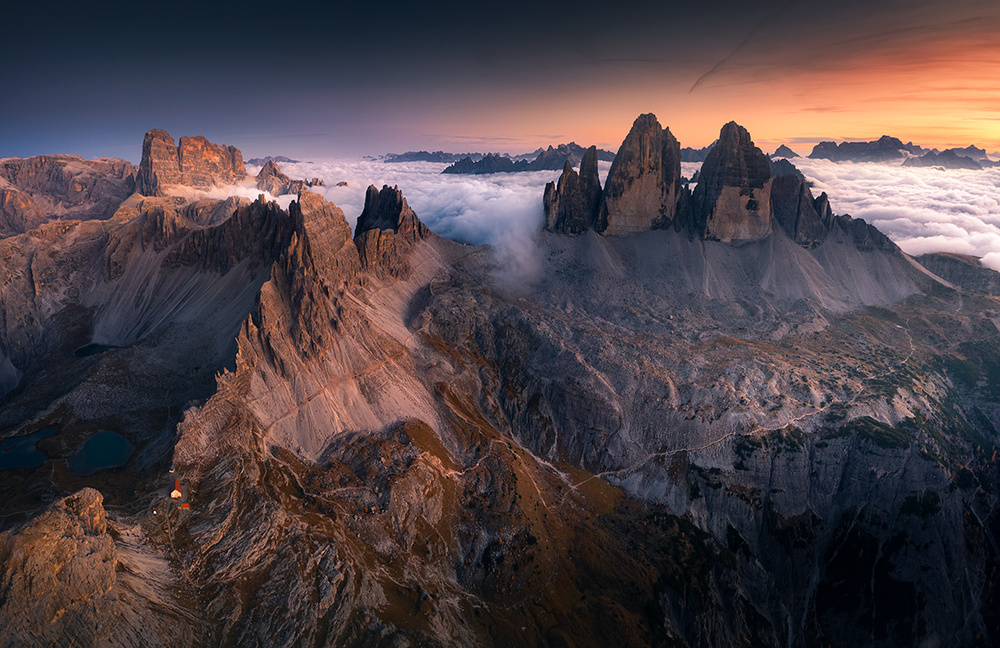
[[0, 428, 57, 471]]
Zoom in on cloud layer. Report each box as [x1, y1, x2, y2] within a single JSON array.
[[265, 156, 1000, 273], [263, 159, 611, 288], [788, 157, 1000, 269]]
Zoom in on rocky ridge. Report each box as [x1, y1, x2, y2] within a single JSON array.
[[443, 143, 614, 175], [809, 135, 925, 162], [903, 150, 983, 170], [0, 119, 999, 648], [545, 115, 898, 251], [0, 155, 136, 234], [254, 159, 325, 195]]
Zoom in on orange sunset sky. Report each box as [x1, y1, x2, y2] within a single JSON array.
[[3, 0, 999, 159]]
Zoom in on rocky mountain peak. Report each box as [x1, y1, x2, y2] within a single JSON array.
[[541, 146, 605, 235], [136, 129, 248, 196], [772, 144, 800, 158], [692, 121, 773, 242], [598, 112, 682, 235], [353, 185, 430, 276], [255, 159, 325, 196], [771, 169, 827, 248]]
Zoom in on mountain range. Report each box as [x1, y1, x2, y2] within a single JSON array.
[[0, 114, 998, 647]]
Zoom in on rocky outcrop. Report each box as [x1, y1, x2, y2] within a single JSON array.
[[770, 160, 832, 248], [136, 129, 247, 196], [771, 144, 800, 158], [0, 155, 136, 224], [916, 253, 1000, 295], [353, 184, 430, 276], [543, 147, 602, 234], [0, 489, 202, 646], [809, 135, 921, 163], [903, 150, 982, 170], [255, 160, 324, 196], [0, 187, 45, 236], [692, 121, 773, 241], [598, 113, 682, 235], [680, 144, 714, 162]]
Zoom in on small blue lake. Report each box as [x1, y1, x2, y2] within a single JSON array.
[[69, 431, 133, 476], [0, 428, 57, 471]]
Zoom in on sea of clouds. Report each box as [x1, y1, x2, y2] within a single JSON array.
[[254, 156, 1000, 272], [250, 158, 611, 289], [787, 157, 1000, 269]]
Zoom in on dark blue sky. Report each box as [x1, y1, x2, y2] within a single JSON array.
[[4, 0, 999, 162]]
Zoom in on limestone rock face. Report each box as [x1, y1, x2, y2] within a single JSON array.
[[0, 188, 45, 236], [290, 190, 360, 284], [136, 129, 247, 196], [693, 121, 773, 242], [598, 113, 682, 235], [544, 161, 592, 234], [770, 162, 831, 248], [255, 160, 325, 196], [916, 252, 1000, 295], [579, 145, 602, 222], [0, 155, 136, 224], [354, 184, 430, 277], [0, 489, 202, 646]]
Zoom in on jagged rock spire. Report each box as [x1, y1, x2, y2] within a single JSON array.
[[692, 121, 773, 242], [354, 185, 430, 277], [598, 113, 682, 235]]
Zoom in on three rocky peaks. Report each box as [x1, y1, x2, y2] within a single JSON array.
[[544, 113, 883, 249]]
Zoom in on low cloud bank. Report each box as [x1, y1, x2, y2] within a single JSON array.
[[789, 158, 1000, 269], [267, 156, 1000, 274], [268, 159, 611, 288]]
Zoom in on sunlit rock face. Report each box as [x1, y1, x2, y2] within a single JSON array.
[[136, 129, 247, 196], [693, 121, 773, 242], [0, 155, 136, 228], [598, 113, 683, 235]]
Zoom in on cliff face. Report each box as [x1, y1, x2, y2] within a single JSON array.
[[0, 155, 136, 227], [770, 171, 832, 248], [598, 113, 683, 235], [136, 129, 247, 196], [255, 159, 325, 196], [692, 121, 773, 242], [0, 489, 204, 646], [542, 149, 602, 234]]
